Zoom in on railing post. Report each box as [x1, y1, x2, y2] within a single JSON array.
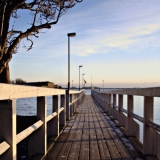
[[103, 93, 105, 110], [113, 94, 117, 120], [66, 90, 70, 120], [77, 93, 79, 105], [102, 93, 104, 108], [127, 95, 134, 136], [73, 94, 75, 112], [52, 95, 60, 136], [106, 94, 109, 113], [47, 95, 60, 140], [108, 94, 111, 115], [75, 94, 77, 107], [118, 94, 123, 126], [28, 96, 47, 159], [98, 92, 100, 105], [70, 94, 73, 116], [104, 94, 107, 112], [0, 100, 16, 160], [110, 94, 114, 117], [99, 93, 102, 107], [60, 94, 66, 127], [143, 96, 154, 155]]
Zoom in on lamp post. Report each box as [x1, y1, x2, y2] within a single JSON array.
[[79, 65, 83, 90], [66, 32, 76, 121], [82, 74, 85, 89], [67, 32, 76, 91]]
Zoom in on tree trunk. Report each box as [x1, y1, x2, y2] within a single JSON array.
[[0, 63, 10, 83]]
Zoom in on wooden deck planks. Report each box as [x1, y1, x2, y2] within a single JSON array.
[[44, 95, 144, 160]]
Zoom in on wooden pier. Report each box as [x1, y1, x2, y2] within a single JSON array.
[[44, 95, 144, 160], [0, 84, 160, 159]]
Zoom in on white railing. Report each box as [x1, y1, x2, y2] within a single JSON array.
[[92, 87, 160, 159], [0, 83, 85, 160]]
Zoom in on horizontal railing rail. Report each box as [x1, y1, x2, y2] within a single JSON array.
[[92, 87, 160, 159], [46, 112, 58, 123], [0, 83, 85, 159], [16, 120, 44, 144], [0, 142, 10, 156]]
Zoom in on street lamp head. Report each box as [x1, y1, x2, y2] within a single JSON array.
[[67, 32, 76, 37], [79, 65, 83, 68]]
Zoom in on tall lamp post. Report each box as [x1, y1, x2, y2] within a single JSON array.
[[79, 65, 83, 90], [66, 32, 76, 121], [82, 73, 85, 89], [67, 32, 76, 91]]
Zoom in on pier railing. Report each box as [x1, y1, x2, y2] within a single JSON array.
[[0, 83, 84, 160], [92, 87, 160, 159]]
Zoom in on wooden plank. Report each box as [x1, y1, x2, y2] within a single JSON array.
[[0, 141, 10, 155], [45, 126, 71, 159], [79, 102, 90, 160], [95, 128, 111, 159], [113, 138, 132, 159], [79, 140, 89, 160], [68, 119, 83, 160], [55, 115, 80, 159], [106, 139, 122, 159], [89, 105, 100, 160], [79, 126, 90, 160], [97, 139, 111, 160], [94, 108, 111, 160], [94, 87, 160, 97], [90, 129, 100, 159], [0, 83, 66, 100]]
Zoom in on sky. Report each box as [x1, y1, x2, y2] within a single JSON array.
[[10, 0, 160, 88]]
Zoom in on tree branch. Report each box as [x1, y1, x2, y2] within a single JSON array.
[[26, 36, 33, 51], [0, 0, 83, 76]]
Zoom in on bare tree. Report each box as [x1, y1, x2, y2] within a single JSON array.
[[0, 0, 83, 83]]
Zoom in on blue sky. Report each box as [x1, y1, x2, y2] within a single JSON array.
[[10, 0, 160, 88]]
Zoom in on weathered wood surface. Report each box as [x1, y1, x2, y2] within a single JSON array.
[[44, 95, 144, 160], [98, 87, 160, 97], [0, 83, 83, 100]]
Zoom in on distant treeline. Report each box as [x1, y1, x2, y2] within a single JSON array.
[[11, 78, 26, 84]]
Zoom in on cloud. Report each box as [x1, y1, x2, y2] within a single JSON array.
[[102, 23, 160, 48], [16, 0, 160, 58], [69, 21, 160, 57], [66, 0, 160, 56]]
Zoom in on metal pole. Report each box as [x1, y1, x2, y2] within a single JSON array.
[[68, 36, 70, 91], [67, 32, 76, 120], [79, 67, 80, 91]]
